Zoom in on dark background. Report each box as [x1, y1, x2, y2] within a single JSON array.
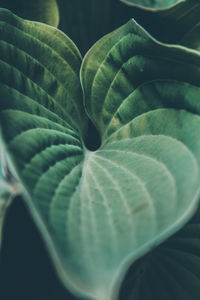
[[0, 197, 77, 300]]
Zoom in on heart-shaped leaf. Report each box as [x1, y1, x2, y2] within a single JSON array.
[[1, 6, 200, 300]]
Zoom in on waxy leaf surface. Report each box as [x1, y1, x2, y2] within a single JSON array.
[[1, 6, 200, 300]]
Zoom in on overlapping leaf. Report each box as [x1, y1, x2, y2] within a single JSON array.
[[1, 4, 200, 300], [0, 0, 59, 26]]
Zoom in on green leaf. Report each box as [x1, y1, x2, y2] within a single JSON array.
[[121, 0, 180, 9], [81, 18, 200, 140], [1, 7, 200, 300], [0, 8, 87, 134], [0, 0, 59, 27]]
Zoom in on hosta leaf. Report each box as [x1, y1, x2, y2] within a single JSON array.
[[80, 17, 200, 298], [1, 8, 200, 300], [0, 0, 59, 27], [81, 18, 200, 139], [0, 9, 87, 134], [121, 0, 180, 9]]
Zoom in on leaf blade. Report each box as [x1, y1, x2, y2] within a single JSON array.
[[1, 8, 200, 300], [0, 9, 86, 132]]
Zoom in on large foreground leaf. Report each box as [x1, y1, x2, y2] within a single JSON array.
[[1, 7, 200, 300]]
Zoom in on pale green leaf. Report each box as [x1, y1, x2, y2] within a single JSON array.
[[79, 15, 200, 298], [1, 7, 200, 300]]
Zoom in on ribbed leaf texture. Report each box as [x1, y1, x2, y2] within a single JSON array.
[[1, 1, 200, 299]]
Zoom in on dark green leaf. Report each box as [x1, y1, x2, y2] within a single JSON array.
[[0, 0, 59, 27], [121, 0, 200, 51]]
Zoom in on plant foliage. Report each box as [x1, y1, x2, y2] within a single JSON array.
[[1, 0, 200, 300]]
